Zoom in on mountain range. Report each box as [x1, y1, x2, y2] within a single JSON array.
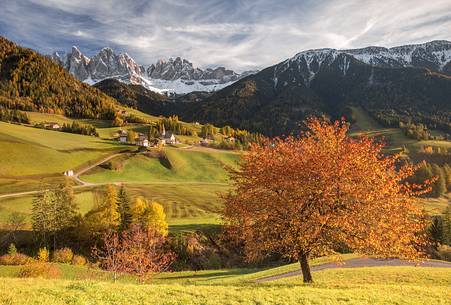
[[51, 47, 255, 94], [2, 35, 450, 137], [171, 40, 451, 135]]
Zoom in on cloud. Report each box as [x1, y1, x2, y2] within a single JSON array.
[[0, 0, 450, 71]]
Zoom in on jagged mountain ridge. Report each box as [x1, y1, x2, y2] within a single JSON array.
[[51, 47, 255, 94], [171, 40, 451, 136], [274, 40, 451, 87]]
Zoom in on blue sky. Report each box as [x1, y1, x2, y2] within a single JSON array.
[[1, 0, 450, 71]]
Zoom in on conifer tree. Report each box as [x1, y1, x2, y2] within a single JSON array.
[[117, 185, 132, 231], [54, 179, 79, 230], [32, 190, 57, 247]]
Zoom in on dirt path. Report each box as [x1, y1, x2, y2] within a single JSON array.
[[256, 257, 451, 282]]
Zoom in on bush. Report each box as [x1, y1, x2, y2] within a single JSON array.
[[18, 262, 61, 279], [52, 248, 74, 264], [0, 253, 34, 265], [37, 247, 49, 262], [71, 255, 87, 266], [8, 243, 17, 255], [437, 245, 451, 262]]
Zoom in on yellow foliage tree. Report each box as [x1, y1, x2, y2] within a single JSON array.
[[85, 185, 120, 232], [131, 197, 168, 236]]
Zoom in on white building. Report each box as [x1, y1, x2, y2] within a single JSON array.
[[118, 130, 128, 143]]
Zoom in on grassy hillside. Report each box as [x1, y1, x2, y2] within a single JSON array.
[[0, 121, 125, 178], [81, 148, 239, 184], [350, 106, 451, 154], [0, 265, 449, 304]]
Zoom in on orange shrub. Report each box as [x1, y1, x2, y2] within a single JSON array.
[[0, 253, 34, 265], [71, 255, 87, 266], [18, 262, 61, 279], [52, 248, 74, 263]]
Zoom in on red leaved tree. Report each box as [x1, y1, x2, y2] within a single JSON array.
[[223, 118, 431, 283], [121, 225, 175, 283], [93, 225, 175, 283]]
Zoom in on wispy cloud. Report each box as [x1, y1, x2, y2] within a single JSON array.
[[0, 0, 450, 71]]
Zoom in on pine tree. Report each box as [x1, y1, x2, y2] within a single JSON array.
[[117, 185, 132, 231]]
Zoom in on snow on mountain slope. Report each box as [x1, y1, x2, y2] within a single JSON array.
[[51, 47, 255, 95], [275, 40, 451, 86]]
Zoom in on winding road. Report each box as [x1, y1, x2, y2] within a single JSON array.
[[256, 257, 451, 282], [0, 152, 126, 199]]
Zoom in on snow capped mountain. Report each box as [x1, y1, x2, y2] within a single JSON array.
[[275, 40, 451, 86], [51, 47, 254, 95]]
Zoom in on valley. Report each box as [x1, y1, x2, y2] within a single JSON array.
[[0, 27, 450, 305]]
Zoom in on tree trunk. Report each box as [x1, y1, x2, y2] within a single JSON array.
[[299, 252, 313, 283]]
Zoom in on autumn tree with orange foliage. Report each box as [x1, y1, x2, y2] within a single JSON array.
[[223, 118, 430, 283]]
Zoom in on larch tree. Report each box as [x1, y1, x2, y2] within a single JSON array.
[[223, 118, 430, 283], [117, 185, 132, 231], [54, 178, 79, 231], [131, 197, 168, 236], [85, 185, 121, 232], [32, 190, 57, 247], [144, 201, 169, 237]]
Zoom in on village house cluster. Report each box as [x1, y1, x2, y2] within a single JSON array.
[[117, 128, 177, 147]]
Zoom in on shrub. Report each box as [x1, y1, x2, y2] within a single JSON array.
[[0, 253, 33, 265], [437, 245, 451, 262], [18, 262, 61, 279], [52, 248, 74, 263], [8, 243, 17, 255], [37, 247, 49, 262], [71, 255, 87, 266]]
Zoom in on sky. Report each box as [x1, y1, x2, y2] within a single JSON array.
[[1, 0, 450, 71]]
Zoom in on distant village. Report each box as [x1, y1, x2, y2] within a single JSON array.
[[115, 125, 211, 148]]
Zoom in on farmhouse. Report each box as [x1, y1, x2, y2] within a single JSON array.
[[44, 122, 60, 129], [200, 138, 210, 146], [63, 170, 74, 177], [136, 133, 149, 147], [118, 130, 128, 143]]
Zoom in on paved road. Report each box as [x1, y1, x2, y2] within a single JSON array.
[[256, 257, 451, 282], [72, 153, 124, 186]]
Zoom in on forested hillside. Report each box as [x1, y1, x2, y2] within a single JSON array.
[[0, 36, 118, 119], [168, 49, 451, 136]]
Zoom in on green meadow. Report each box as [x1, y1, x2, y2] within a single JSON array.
[[0, 263, 449, 304]]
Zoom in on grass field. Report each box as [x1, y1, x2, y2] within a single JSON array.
[[0, 121, 125, 178], [81, 148, 239, 184], [0, 262, 449, 304], [350, 107, 451, 154]]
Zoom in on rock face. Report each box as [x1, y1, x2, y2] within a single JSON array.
[[51, 48, 254, 94], [146, 57, 242, 84]]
